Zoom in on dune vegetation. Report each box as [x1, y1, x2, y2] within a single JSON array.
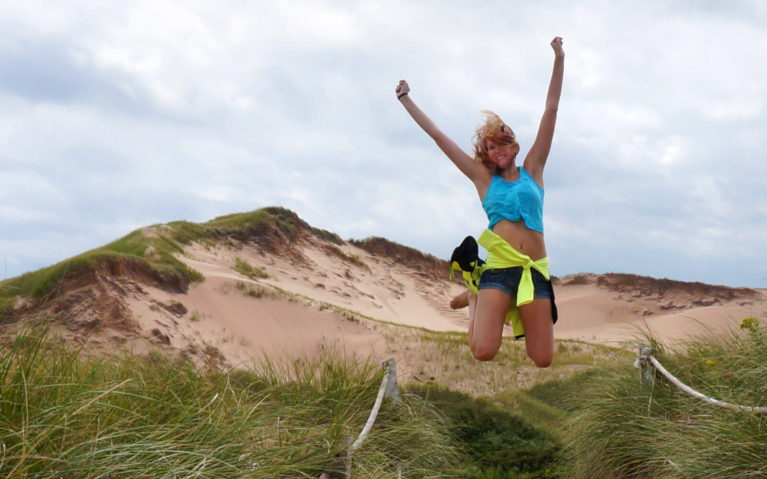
[[2, 317, 766, 477], [0, 320, 600, 478], [2, 207, 765, 477], [0, 207, 331, 314], [562, 318, 767, 479], [0, 328, 456, 478]]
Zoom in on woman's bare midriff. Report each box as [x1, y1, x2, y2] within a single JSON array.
[[492, 219, 547, 261]]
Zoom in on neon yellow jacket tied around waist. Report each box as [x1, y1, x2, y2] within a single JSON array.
[[450, 229, 551, 339]]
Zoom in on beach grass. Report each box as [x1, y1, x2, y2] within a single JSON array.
[[168, 206, 342, 246], [389, 317, 767, 478], [1, 326, 597, 478], [0, 229, 203, 314], [0, 207, 305, 314], [407, 383, 561, 478], [5, 315, 766, 477], [0, 328, 460, 478], [561, 319, 767, 478], [234, 257, 269, 279]]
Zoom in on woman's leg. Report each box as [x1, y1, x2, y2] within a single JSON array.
[[467, 291, 477, 343], [468, 288, 512, 361], [519, 299, 554, 368], [450, 289, 470, 309]]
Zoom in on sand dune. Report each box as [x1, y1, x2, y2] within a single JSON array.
[[554, 283, 766, 346], [6, 209, 764, 368], [119, 238, 765, 366]]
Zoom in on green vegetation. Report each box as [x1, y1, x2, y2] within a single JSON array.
[[4, 314, 766, 477], [170, 206, 335, 245], [0, 228, 203, 314], [235, 280, 270, 299], [3, 205, 765, 477], [0, 330, 457, 478], [409, 384, 560, 478], [398, 329, 625, 398], [562, 319, 767, 478], [365, 329, 630, 478], [385, 318, 767, 478], [234, 257, 269, 279], [0, 207, 315, 314]]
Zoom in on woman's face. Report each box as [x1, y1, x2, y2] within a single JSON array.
[[485, 139, 519, 169]]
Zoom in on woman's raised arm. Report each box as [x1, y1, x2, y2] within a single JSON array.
[[396, 80, 489, 189], [524, 37, 565, 184]]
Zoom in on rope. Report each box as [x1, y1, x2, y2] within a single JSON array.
[[349, 358, 399, 453], [635, 345, 767, 414], [319, 358, 399, 479]]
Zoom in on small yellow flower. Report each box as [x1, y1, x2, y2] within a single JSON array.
[[705, 359, 716, 366], [740, 317, 759, 331]]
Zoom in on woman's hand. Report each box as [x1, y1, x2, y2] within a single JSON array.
[[550, 36, 564, 58], [396, 80, 410, 100], [394, 78, 488, 188]]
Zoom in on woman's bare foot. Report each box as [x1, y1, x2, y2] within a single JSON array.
[[450, 290, 470, 309]]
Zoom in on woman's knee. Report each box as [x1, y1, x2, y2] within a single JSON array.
[[528, 349, 553, 368], [519, 300, 554, 368], [471, 341, 500, 361], [469, 289, 509, 362]]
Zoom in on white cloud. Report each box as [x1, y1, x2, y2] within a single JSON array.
[[0, 0, 765, 287]]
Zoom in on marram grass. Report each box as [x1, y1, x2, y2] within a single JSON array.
[[0, 330, 459, 478], [0, 206, 313, 313], [562, 319, 767, 479]]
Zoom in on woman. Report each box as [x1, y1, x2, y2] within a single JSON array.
[[395, 36, 564, 367]]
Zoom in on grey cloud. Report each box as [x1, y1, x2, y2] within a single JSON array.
[[1, 0, 766, 288]]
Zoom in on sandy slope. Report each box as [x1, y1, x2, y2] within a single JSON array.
[[183, 241, 467, 331], [115, 238, 767, 367], [554, 284, 767, 346], [121, 240, 465, 366]]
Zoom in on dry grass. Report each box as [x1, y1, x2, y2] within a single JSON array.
[[374, 326, 627, 398]]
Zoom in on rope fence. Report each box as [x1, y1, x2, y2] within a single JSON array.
[[634, 345, 767, 414], [320, 358, 400, 479]]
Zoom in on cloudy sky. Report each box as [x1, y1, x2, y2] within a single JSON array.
[[1, 1, 765, 288]]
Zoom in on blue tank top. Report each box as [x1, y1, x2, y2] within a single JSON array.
[[481, 167, 544, 233]]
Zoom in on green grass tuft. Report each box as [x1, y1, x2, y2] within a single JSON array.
[[409, 384, 560, 478], [235, 281, 270, 299], [0, 329, 462, 478], [234, 257, 269, 279], [562, 322, 767, 478]]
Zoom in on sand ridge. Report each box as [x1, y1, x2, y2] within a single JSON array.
[[7, 228, 764, 368], [122, 238, 764, 366]]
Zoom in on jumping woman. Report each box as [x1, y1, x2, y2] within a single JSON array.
[[395, 36, 564, 367]]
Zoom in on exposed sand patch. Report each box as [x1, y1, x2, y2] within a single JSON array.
[[554, 284, 767, 346], [19, 235, 762, 372], [163, 241, 765, 367]]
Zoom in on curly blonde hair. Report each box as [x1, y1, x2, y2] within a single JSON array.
[[472, 111, 517, 172]]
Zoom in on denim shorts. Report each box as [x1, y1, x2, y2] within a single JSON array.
[[478, 267, 553, 299]]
